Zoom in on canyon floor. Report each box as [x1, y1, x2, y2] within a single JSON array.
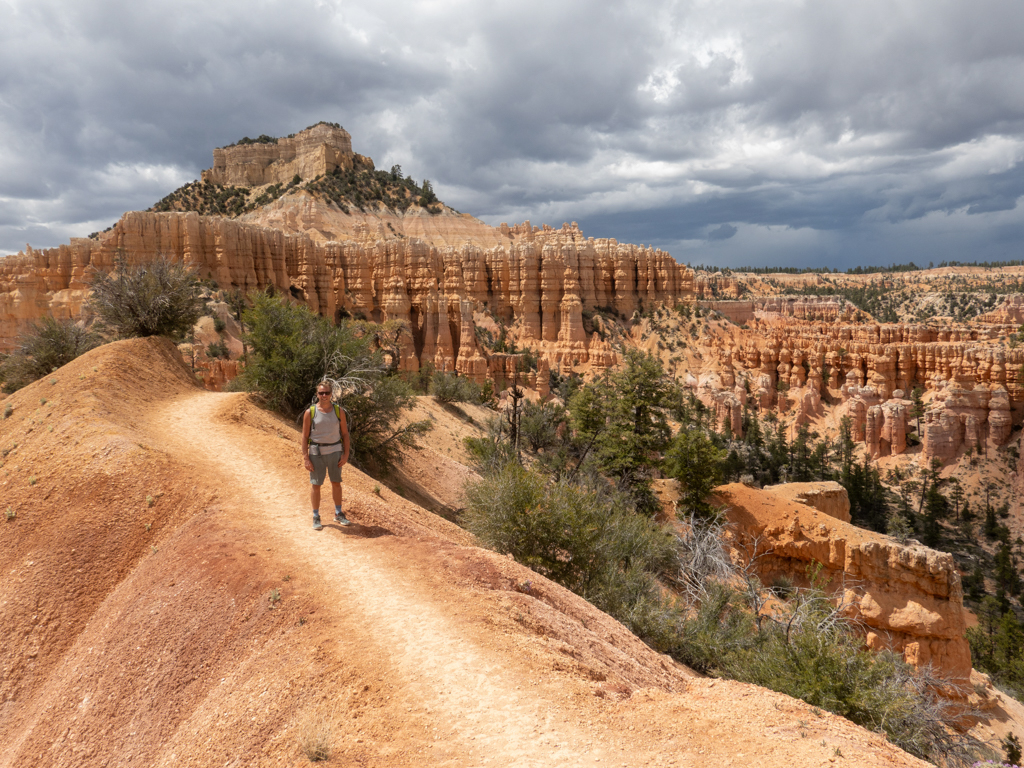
[[0, 337, 939, 768]]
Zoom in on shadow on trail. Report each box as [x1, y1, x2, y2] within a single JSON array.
[[326, 522, 394, 538]]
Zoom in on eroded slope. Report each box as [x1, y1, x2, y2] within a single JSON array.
[[0, 338, 932, 767]]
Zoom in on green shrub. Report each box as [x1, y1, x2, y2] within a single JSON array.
[[715, 587, 979, 765], [519, 400, 566, 453], [430, 370, 480, 404], [87, 254, 204, 339], [463, 463, 678, 648], [213, 316, 227, 333], [0, 317, 100, 393], [206, 340, 229, 359], [408, 361, 434, 394], [233, 292, 326, 414], [343, 374, 431, 474], [463, 418, 516, 472]]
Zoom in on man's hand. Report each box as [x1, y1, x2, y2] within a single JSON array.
[[303, 456, 313, 471]]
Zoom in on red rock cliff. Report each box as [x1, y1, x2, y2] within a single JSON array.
[[0, 213, 695, 380]]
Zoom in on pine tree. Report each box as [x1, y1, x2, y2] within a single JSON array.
[[790, 423, 814, 482], [948, 478, 964, 520], [576, 349, 673, 513], [995, 543, 1022, 596], [665, 429, 726, 518], [910, 386, 925, 436], [985, 504, 999, 539], [1004, 733, 1022, 767]]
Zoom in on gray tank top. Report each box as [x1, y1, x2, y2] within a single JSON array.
[[309, 404, 342, 455]]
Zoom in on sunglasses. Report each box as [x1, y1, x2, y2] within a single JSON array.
[[317, 392, 332, 397]]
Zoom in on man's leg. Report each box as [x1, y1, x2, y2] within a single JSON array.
[[330, 472, 350, 525], [309, 453, 328, 530]]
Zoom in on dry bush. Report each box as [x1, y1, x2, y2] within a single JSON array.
[[297, 712, 333, 763], [87, 255, 203, 339], [0, 317, 100, 393]]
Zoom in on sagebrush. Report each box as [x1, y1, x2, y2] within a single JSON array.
[[87, 254, 204, 339], [0, 317, 99, 393]]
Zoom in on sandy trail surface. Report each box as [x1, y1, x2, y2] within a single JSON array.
[[152, 389, 629, 767]]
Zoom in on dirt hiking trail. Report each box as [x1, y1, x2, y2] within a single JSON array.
[[0, 338, 933, 767]]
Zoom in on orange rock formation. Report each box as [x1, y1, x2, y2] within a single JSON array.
[[763, 481, 852, 523], [0, 214, 695, 383], [716, 483, 972, 684], [702, 314, 1023, 464]]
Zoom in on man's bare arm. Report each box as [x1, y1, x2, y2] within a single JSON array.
[[301, 409, 314, 471], [339, 412, 351, 466]]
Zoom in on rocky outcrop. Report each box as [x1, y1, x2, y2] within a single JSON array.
[[754, 296, 857, 322], [978, 293, 1024, 325], [920, 381, 1014, 461], [763, 481, 852, 523], [202, 123, 373, 187], [0, 213, 695, 383], [703, 297, 857, 325], [716, 482, 972, 684]]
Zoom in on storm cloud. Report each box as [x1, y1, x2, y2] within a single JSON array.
[[1, 0, 1022, 269]]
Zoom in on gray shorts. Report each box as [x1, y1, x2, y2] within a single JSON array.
[[309, 451, 342, 485]]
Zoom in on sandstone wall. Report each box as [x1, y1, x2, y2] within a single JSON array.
[[202, 124, 368, 187], [716, 483, 972, 684], [0, 213, 695, 381], [703, 296, 857, 325]]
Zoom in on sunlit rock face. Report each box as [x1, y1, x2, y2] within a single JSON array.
[[716, 482, 972, 685], [0, 214, 695, 381], [707, 319, 1022, 462], [202, 123, 370, 187]]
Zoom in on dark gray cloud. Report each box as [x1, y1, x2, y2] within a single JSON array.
[[707, 224, 737, 241], [1, 0, 1023, 270]]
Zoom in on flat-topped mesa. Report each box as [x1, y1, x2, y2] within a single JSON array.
[[201, 123, 373, 187]]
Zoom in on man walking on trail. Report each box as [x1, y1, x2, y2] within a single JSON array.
[[302, 382, 351, 530]]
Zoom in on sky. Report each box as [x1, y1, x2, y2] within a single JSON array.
[[2, 0, 1023, 270]]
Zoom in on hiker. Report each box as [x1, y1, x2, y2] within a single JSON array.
[[301, 382, 351, 530]]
